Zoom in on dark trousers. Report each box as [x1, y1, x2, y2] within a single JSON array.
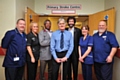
[[67, 53, 78, 80], [82, 63, 92, 80], [52, 51, 68, 80], [40, 60, 52, 80], [5, 66, 24, 80], [94, 62, 113, 80], [27, 61, 38, 80]]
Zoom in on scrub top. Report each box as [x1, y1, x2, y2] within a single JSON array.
[[26, 32, 40, 61], [79, 35, 93, 64], [93, 31, 119, 63], [1, 28, 27, 67]]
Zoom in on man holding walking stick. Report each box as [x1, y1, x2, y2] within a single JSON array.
[[50, 17, 74, 80]]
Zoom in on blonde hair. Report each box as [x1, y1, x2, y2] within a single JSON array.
[[29, 22, 38, 31]]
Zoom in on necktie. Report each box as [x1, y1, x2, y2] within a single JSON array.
[[60, 31, 64, 49]]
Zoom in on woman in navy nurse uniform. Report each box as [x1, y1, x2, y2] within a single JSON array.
[[78, 25, 93, 80]]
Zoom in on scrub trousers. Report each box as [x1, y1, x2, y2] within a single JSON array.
[[94, 62, 113, 80], [81, 63, 92, 80], [5, 66, 24, 80]]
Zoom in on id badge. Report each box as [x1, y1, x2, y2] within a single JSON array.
[[13, 57, 19, 61]]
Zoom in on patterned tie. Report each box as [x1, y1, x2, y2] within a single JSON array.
[[60, 31, 64, 49]]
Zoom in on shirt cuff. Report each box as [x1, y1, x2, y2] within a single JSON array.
[[53, 52, 58, 60], [27, 43, 31, 46], [65, 53, 69, 59]]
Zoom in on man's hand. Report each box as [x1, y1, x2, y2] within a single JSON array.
[[106, 56, 113, 63], [55, 58, 62, 63], [61, 57, 67, 62]]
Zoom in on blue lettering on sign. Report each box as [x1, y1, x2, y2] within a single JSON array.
[[104, 15, 108, 20]]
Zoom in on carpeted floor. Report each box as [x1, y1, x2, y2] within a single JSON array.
[[36, 72, 83, 80], [36, 60, 84, 80]]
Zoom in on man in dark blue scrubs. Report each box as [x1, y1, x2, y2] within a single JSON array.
[[93, 20, 119, 80], [1, 19, 26, 80]]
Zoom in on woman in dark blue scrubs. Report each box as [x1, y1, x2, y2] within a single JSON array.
[[78, 25, 93, 80]]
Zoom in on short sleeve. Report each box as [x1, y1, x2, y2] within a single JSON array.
[[79, 37, 81, 45], [88, 36, 93, 46], [27, 34, 32, 46], [109, 33, 119, 48], [1, 31, 14, 49]]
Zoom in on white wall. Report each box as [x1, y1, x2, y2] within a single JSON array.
[[0, 56, 5, 80], [35, 0, 105, 15], [0, 0, 16, 79], [105, 1, 120, 80], [0, 0, 35, 44], [16, 0, 35, 20], [0, 1, 16, 80], [0, 0, 34, 80], [0, 0, 16, 45]]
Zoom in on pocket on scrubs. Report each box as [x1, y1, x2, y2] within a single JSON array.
[[104, 41, 111, 53]]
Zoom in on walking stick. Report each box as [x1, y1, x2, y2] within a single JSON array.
[[61, 62, 63, 80]]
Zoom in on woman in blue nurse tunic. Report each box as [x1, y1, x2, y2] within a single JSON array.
[[78, 25, 93, 80]]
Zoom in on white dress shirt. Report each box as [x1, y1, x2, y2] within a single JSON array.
[[68, 27, 74, 37], [45, 29, 52, 37]]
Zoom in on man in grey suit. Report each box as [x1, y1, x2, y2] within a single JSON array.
[[39, 19, 52, 80]]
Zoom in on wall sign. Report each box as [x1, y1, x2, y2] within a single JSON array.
[[46, 4, 81, 14], [52, 10, 75, 14], [104, 15, 109, 20], [46, 4, 81, 10]]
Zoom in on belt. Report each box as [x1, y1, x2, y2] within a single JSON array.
[[56, 50, 68, 53]]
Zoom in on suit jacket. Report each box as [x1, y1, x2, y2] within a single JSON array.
[[38, 30, 52, 60], [66, 27, 82, 58]]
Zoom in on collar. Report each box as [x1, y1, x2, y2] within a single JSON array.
[[15, 28, 19, 33], [86, 34, 90, 39], [46, 29, 52, 32], [68, 27, 74, 31], [30, 31, 38, 36], [44, 29, 52, 32], [82, 34, 89, 40], [58, 30, 65, 33], [15, 28, 25, 35], [97, 30, 107, 36]]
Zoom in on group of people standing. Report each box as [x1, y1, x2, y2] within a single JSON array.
[[1, 16, 119, 80]]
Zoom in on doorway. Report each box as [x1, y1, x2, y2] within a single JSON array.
[[38, 15, 89, 78], [38, 15, 89, 32]]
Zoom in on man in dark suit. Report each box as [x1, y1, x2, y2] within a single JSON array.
[[66, 16, 82, 80]]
